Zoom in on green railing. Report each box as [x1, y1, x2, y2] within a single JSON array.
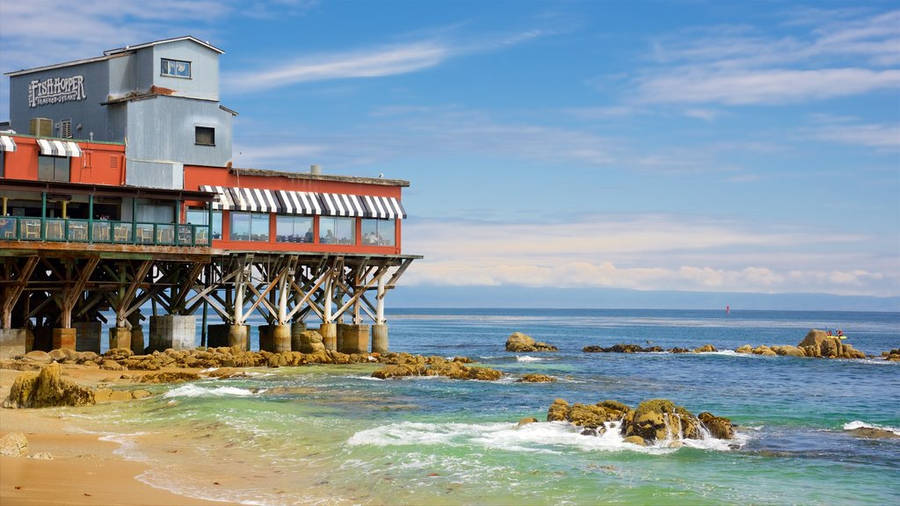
[[0, 216, 210, 247]]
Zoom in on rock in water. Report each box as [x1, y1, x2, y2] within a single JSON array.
[[0, 432, 28, 456], [846, 427, 900, 440], [545, 399, 631, 429], [622, 399, 700, 444], [698, 412, 735, 439], [693, 344, 717, 353], [3, 363, 95, 408], [798, 329, 866, 359], [505, 332, 558, 352], [296, 330, 326, 353], [517, 374, 556, 383], [735, 345, 753, 354], [517, 417, 538, 428], [547, 399, 570, 422]]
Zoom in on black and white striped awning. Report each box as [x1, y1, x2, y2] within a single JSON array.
[[276, 190, 322, 215], [362, 195, 407, 219], [36, 138, 81, 157], [200, 185, 235, 210], [0, 135, 15, 152], [198, 186, 406, 219], [228, 187, 281, 212], [319, 193, 366, 217]]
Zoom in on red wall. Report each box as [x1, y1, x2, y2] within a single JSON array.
[[183, 165, 404, 255], [2, 136, 125, 185]]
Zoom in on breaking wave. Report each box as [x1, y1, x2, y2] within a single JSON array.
[[162, 384, 259, 398], [843, 420, 900, 435]]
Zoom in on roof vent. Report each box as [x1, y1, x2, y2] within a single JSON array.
[[310, 164, 322, 175]]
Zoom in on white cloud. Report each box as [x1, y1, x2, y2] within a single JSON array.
[[632, 9, 900, 105], [223, 29, 546, 93], [399, 216, 899, 296], [638, 68, 900, 105], [813, 121, 900, 149]]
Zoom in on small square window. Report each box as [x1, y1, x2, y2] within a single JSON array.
[[195, 126, 215, 146], [161, 58, 191, 78]]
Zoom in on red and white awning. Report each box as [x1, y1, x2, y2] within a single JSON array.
[[0, 135, 16, 152], [36, 138, 81, 157]]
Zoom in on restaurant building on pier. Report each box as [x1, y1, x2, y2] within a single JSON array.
[[0, 36, 418, 358]]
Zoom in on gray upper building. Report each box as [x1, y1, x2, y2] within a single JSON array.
[[5, 36, 236, 189]]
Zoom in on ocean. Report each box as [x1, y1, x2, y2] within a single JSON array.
[[70, 309, 899, 505]]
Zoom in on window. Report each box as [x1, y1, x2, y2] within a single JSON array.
[[230, 212, 269, 241], [361, 219, 395, 246], [37, 155, 69, 182], [195, 126, 215, 146], [161, 58, 191, 78], [276, 215, 313, 243], [186, 208, 222, 239], [320, 217, 355, 245]]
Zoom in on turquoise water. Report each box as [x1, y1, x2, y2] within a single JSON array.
[[74, 309, 899, 505]]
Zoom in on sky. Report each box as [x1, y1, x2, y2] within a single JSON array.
[[1, 1, 898, 309]]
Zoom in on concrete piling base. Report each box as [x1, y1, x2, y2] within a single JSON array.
[[73, 322, 102, 353], [149, 315, 196, 352], [372, 324, 389, 354], [109, 327, 132, 351], [0, 328, 31, 359], [290, 322, 306, 351], [52, 328, 76, 350], [337, 324, 370, 354], [260, 324, 291, 352], [319, 323, 337, 351], [33, 327, 53, 352], [227, 324, 249, 350], [130, 326, 145, 354]]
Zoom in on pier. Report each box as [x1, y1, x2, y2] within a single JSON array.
[[0, 36, 418, 358]]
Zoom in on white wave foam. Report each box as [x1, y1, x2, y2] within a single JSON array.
[[347, 420, 744, 455], [516, 355, 545, 362], [162, 384, 258, 399], [843, 420, 900, 435]]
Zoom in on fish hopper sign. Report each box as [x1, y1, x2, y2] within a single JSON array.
[[28, 75, 86, 108]]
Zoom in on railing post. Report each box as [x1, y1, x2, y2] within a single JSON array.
[[208, 204, 213, 246], [88, 194, 94, 243], [40, 192, 46, 241]]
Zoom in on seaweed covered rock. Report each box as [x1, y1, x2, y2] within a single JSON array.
[[545, 399, 631, 429], [506, 332, 558, 352], [622, 399, 702, 444], [770, 345, 805, 357], [517, 374, 556, 383], [735, 345, 753, 354], [698, 412, 735, 439], [371, 360, 502, 381], [138, 371, 200, 383], [881, 349, 900, 362], [693, 344, 717, 353], [3, 363, 95, 408], [582, 344, 663, 353], [295, 330, 326, 353]]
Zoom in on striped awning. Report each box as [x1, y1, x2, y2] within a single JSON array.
[[228, 187, 281, 213], [276, 190, 322, 215], [0, 135, 15, 152], [319, 193, 366, 217], [362, 195, 407, 219], [200, 185, 235, 210], [36, 138, 81, 157], [197, 186, 406, 219]]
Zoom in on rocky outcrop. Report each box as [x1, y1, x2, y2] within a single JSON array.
[[798, 330, 865, 359], [881, 349, 900, 362], [372, 357, 502, 381], [138, 371, 200, 383], [517, 374, 556, 383], [693, 344, 717, 353], [845, 427, 900, 439], [583, 344, 663, 353], [546, 398, 734, 446], [546, 399, 631, 430], [3, 363, 95, 408], [506, 332, 558, 352]]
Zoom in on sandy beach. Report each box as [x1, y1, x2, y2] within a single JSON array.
[[0, 367, 224, 506]]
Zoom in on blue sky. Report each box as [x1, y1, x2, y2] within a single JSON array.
[[1, 1, 898, 306]]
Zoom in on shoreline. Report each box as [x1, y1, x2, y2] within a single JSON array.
[[0, 368, 229, 506]]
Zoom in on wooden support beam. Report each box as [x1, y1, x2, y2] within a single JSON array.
[[1, 256, 38, 328]]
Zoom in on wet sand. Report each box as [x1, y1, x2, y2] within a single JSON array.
[[0, 367, 225, 505]]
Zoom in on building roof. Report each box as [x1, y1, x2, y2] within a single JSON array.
[[230, 168, 410, 187], [103, 35, 224, 56], [5, 36, 223, 77]]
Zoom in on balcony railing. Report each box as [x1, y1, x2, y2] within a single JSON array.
[[0, 216, 210, 247]]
